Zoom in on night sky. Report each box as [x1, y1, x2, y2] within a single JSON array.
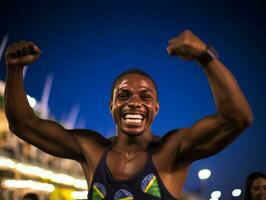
[[1, 0, 265, 199]]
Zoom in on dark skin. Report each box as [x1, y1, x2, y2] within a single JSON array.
[[4, 30, 253, 199]]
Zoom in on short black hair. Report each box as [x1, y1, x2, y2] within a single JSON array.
[[110, 69, 159, 101]]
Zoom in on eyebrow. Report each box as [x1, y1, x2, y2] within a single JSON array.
[[116, 87, 154, 93], [116, 88, 129, 93], [139, 89, 154, 94]]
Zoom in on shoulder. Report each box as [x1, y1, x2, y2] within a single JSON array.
[[69, 129, 112, 167], [152, 128, 190, 168], [70, 129, 111, 155], [152, 128, 188, 150], [70, 129, 110, 143]]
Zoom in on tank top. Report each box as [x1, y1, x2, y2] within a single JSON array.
[[87, 143, 178, 200]]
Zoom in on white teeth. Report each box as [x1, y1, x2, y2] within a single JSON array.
[[125, 119, 142, 123], [124, 114, 143, 120], [123, 114, 144, 124]]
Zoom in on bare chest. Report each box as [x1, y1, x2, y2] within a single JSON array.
[[106, 151, 148, 180]]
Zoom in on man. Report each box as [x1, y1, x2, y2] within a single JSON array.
[[4, 30, 252, 200]]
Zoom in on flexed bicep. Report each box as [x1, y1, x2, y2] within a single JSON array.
[[4, 41, 84, 161], [167, 30, 252, 164], [178, 114, 248, 162]]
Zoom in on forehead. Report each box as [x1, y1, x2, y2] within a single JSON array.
[[252, 178, 266, 186], [114, 73, 156, 91]]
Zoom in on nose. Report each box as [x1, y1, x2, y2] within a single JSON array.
[[127, 95, 141, 109]]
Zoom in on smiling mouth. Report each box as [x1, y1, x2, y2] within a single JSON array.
[[122, 113, 145, 124]]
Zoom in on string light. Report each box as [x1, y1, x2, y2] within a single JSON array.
[[2, 179, 55, 192], [0, 156, 87, 190], [71, 191, 88, 199]]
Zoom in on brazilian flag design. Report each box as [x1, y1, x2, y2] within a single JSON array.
[[114, 189, 134, 200], [92, 183, 107, 200], [141, 173, 161, 198]]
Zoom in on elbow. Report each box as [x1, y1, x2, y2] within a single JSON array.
[[242, 115, 253, 128], [240, 106, 253, 128], [242, 112, 253, 128], [221, 110, 253, 132], [5, 114, 22, 133], [6, 111, 37, 134], [8, 123, 16, 133], [8, 123, 19, 135], [234, 110, 253, 130], [7, 116, 35, 135], [6, 115, 19, 133], [223, 104, 253, 129], [8, 121, 25, 135]]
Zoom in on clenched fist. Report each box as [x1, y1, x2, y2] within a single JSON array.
[[167, 30, 207, 61], [5, 41, 41, 67]]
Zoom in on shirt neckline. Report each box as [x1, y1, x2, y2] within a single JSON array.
[[104, 143, 153, 184]]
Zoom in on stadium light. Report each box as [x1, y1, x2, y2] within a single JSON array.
[[211, 191, 221, 199], [198, 169, 211, 180], [232, 189, 241, 197]]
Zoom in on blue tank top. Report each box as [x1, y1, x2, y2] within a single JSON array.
[[87, 144, 178, 200]]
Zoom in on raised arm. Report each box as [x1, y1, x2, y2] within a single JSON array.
[[4, 41, 84, 161], [166, 30, 253, 163]]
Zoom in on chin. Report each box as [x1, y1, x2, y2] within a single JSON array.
[[119, 126, 146, 137]]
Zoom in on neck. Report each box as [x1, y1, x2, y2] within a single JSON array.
[[113, 129, 153, 154]]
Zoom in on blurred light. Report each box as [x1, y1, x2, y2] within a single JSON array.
[[52, 173, 74, 186], [198, 169, 211, 180], [0, 156, 88, 190], [27, 95, 37, 107], [210, 198, 218, 200], [71, 191, 88, 199], [74, 179, 88, 190], [211, 191, 221, 199], [232, 189, 241, 197], [0, 157, 16, 169], [16, 163, 48, 177], [2, 179, 55, 192]]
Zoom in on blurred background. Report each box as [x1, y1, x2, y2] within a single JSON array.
[[0, 0, 265, 199]]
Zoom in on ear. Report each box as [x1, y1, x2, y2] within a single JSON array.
[[155, 101, 160, 116]]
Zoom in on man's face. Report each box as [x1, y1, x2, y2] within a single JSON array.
[[251, 178, 266, 200], [110, 73, 159, 136]]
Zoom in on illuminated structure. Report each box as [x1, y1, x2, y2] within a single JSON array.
[[0, 80, 87, 200]]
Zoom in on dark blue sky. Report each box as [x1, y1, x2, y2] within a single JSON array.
[[1, 0, 265, 199]]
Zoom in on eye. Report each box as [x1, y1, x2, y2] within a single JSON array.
[[140, 93, 152, 101], [116, 92, 129, 100], [253, 185, 260, 191]]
